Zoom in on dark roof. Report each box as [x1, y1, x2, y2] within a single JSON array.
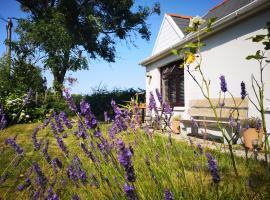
[[203, 0, 255, 23], [169, 0, 255, 35], [170, 16, 191, 35]]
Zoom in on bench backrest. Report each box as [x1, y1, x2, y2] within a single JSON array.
[[188, 98, 248, 120]]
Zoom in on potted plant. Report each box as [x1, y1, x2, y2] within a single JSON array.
[[171, 115, 181, 134], [242, 117, 264, 150]]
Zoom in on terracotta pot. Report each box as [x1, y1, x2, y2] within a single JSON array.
[[172, 120, 181, 134], [242, 128, 264, 150]]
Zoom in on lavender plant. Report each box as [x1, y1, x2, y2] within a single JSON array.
[[171, 16, 253, 176], [246, 22, 270, 162]]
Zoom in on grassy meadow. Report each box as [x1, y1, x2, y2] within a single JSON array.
[[0, 122, 270, 200]]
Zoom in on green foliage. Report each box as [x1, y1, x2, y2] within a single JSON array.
[[16, 0, 160, 94], [73, 88, 145, 121], [1, 123, 270, 199]]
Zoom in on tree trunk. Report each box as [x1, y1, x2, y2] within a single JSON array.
[[52, 51, 69, 97], [52, 69, 66, 97]]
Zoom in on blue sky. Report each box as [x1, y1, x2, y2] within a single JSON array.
[[0, 0, 222, 94]]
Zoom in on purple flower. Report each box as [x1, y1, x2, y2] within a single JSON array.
[[85, 114, 98, 129], [42, 139, 51, 163], [80, 142, 96, 163], [67, 155, 88, 185], [229, 116, 234, 128], [163, 101, 173, 115], [155, 88, 163, 104], [48, 187, 59, 200], [50, 121, 58, 136], [197, 144, 203, 154], [164, 189, 174, 200], [59, 111, 73, 129], [33, 162, 47, 187], [80, 100, 91, 115], [5, 138, 24, 156], [42, 115, 52, 129], [63, 90, 77, 112], [94, 130, 101, 138], [78, 119, 88, 139], [109, 100, 128, 138], [111, 100, 122, 115], [51, 158, 63, 172], [53, 113, 65, 133], [124, 183, 137, 200], [32, 126, 42, 151], [18, 167, 32, 192], [149, 92, 157, 112], [55, 135, 68, 157], [219, 75, 227, 93], [188, 137, 194, 149], [72, 194, 80, 200], [205, 152, 220, 184], [117, 140, 136, 182], [240, 81, 247, 100]]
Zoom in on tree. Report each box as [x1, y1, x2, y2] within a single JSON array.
[[16, 0, 160, 95], [0, 39, 47, 103]]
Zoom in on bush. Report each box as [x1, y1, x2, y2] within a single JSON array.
[[73, 88, 145, 121]]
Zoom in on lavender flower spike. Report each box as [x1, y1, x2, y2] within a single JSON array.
[[240, 81, 247, 100], [33, 161, 47, 187], [149, 91, 157, 112], [124, 183, 137, 200], [80, 100, 91, 115], [219, 75, 227, 93], [205, 152, 220, 184], [5, 138, 24, 156], [164, 189, 174, 200], [59, 111, 73, 129], [63, 89, 77, 112], [32, 126, 42, 151], [117, 139, 136, 182], [155, 88, 163, 104]]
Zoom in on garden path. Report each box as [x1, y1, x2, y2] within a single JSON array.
[[157, 131, 269, 162]]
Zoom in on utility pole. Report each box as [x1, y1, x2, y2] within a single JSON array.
[[6, 17, 12, 78]]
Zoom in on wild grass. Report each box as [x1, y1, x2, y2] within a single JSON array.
[[0, 122, 270, 199]]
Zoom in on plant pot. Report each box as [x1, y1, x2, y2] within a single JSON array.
[[172, 120, 181, 134], [242, 128, 264, 150]]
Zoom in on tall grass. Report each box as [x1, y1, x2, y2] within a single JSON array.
[[0, 120, 269, 199]]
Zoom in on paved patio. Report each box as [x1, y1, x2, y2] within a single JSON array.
[[157, 130, 269, 162]]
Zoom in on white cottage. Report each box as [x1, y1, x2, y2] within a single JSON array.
[[140, 0, 270, 135]]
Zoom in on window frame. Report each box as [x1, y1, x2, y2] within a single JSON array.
[[160, 60, 185, 107]]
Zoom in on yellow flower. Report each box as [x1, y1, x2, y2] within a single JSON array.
[[185, 53, 195, 64]]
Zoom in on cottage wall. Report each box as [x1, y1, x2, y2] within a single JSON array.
[[145, 9, 270, 132]]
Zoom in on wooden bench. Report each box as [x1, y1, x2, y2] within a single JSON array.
[[182, 98, 248, 142]]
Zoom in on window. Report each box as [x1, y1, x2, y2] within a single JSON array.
[[161, 60, 184, 107]]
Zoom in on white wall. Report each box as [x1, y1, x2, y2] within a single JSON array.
[[145, 9, 270, 131], [152, 15, 183, 56]]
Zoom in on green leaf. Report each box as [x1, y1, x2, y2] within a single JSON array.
[[207, 17, 217, 28], [171, 49, 179, 55], [246, 50, 263, 60], [252, 35, 266, 42]]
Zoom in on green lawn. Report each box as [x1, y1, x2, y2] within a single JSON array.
[[0, 123, 269, 199]]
